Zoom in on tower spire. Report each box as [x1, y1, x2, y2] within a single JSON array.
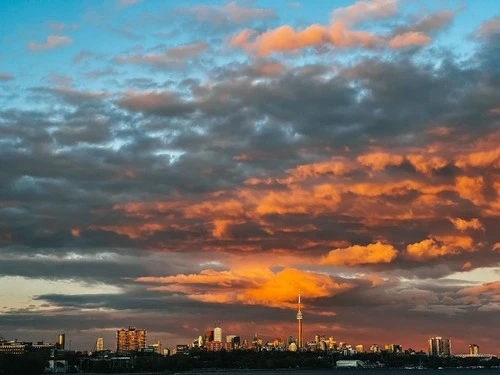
[[296, 289, 303, 348]]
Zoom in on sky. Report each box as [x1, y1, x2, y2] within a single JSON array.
[[0, 0, 499, 353]]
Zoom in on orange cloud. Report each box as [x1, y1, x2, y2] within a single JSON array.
[[231, 21, 381, 56], [493, 243, 500, 252], [255, 183, 341, 215], [136, 267, 353, 309], [462, 262, 472, 270], [455, 148, 500, 169], [285, 158, 354, 182], [185, 199, 245, 219], [389, 32, 432, 49], [449, 217, 484, 232], [406, 235, 476, 261], [70, 228, 80, 237], [357, 152, 403, 171], [320, 242, 398, 266], [90, 223, 166, 239], [455, 176, 484, 205], [458, 281, 500, 295], [427, 126, 453, 136], [407, 154, 447, 175]]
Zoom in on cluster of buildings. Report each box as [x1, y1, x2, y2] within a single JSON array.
[[0, 292, 494, 360]]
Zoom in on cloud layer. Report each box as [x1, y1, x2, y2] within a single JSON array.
[[0, 0, 499, 353]]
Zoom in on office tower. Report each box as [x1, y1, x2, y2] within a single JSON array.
[[148, 340, 161, 354], [116, 326, 147, 352], [117, 329, 127, 352], [297, 289, 303, 348], [356, 344, 364, 353], [385, 344, 402, 353], [57, 334, 65, 350], [428, 336, 452, 357], [205, 330, 214, 343], [136, 328, 146, 350], [96, 337, 104, 352], [226, 334, 237, 349], [370, 344, 380, 353], [469, 344, 479, 356], [214, 323, 222, 343]]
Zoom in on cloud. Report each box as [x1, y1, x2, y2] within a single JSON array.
[[455, 148, 500, 169], [136, 267, 353, 309], [407, 154, 448, 175], [455, 176, 484, 205], [116, 90, 194, 116], [320, 242, 398, 266], [458, 281, 500, 296], [0, 73, 14, 81], [184, 1, 275, 24], [474, 17, 500, 38], [117, 0, 143, 8], [357, 151, 403, 171], [28, 35, 73, 51], [406, 236, 476, 261], [331, 0, 398, 26], [449, 218, 484, 232], [389, 32, 432, 49], [231, 22, 382, 56], [46, 22, 78, 32], [114, 42, 208, 68]]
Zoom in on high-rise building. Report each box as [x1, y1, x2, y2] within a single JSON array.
[[428, 337, 452, 357], [469, 344, 479, 356], [148, 340, 161, 354], [214, 325, 222, 343], [57, 334, 65, 350], [370, 344, 380, 353], [116, 327, 147, 352], [356, 345, 364, 353], [96, 337, 104, 352], [205, 330, 214, 343], [385, 344, 402, 353], [297, 290, 303, 348]]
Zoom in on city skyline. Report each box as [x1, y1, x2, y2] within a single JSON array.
[[0, 0, 499, 353]]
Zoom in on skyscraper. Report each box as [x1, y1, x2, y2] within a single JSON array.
[[428, 336, 452, 357], [96, 337, 104, 352], [116, 326, 147, 352], [214, 323, 222, 343], [469, 344, 479, 356], [57, 334, 65, 350], [297, 289, 303, 348]]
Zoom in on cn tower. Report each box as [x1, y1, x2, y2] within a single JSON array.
[[296, 289, 303, 348]]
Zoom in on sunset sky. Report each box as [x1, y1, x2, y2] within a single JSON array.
[[0, 0, 499, 353]]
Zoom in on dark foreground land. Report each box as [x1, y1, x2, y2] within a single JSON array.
[[1, 350, 499, 374]]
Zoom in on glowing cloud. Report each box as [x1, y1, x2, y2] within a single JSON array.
[[231, 22, 381, 56], [449, 218, 484, 232], [357, 152, 404, 171], [136, 267, 353, 309], [389, 32, 432, 49], [320, 242, 398, 266], [406, 236, 476, 261], [455, 176, 484, 205]]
